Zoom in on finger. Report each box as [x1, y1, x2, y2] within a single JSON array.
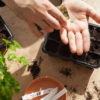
[[48, 2, 67, 27], [87, 5, 100, 23], [36, 20, 54, 32], [68, 31, 76, 53], [75, 32, 83, 55], [44, 12, 61, 30], [60, 28, 68, 44], [28, 23, 43, 37], [82, 29, 90, 53], [32, 8, 61, 30]]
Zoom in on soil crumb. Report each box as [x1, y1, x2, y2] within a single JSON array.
[[70, 87, 77, 93], [60, 68, 72, 77], [72, 95, 76, 100], [64, 85, 67, 88], [85, 92, 92, 100], [28, 57, 43, 79]]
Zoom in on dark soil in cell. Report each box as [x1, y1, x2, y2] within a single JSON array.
[[90, 40, 100, 53], [89, 25, 94, 37], [59, 44, 71, 57], [60, 68, 72, 77], [86, 92, 92, 100], [0, 23, 3, 31], [0, 33, 7, 43], [86, 53, 99, 66], [72, 53, 86, 61], [93, 27, 100, 40], [0, 1, 6, 7], [45, 40, 59, 53], [49, 30, 61, 41]]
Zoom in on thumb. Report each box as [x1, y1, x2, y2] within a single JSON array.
[[87, 5, 100, 23]]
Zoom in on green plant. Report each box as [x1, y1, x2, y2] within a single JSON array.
[[0, 39, 28, 100]]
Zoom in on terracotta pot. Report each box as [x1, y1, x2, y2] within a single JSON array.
[[24, 76, 68, 100]]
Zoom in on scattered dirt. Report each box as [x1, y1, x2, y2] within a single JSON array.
[[93, 82, 100, 99], [85, 92, 92, 100], [60, 68, 72, 77], [28, 57, 43, 79], [64, 85, 67, 88], [72, 95, 76, 100], [69, 87, 77, 93], [94, 86, 99, 92]]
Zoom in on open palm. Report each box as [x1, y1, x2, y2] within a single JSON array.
[[60, 0, 100, 55]]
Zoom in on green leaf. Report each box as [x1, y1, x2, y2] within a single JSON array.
[[2, 39, 11, 44], [0, 71, 4, 80], [9, 45, 16, 51], [0, 52, 5, 65], [7, 53, 16, 61], [13, 41, 21, 49], [17, 56, 28, 67]]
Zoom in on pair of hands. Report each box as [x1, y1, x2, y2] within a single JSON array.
[[14, 0, 100, 55]]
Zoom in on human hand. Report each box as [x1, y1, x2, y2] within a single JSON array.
[[14, 0, 67, 37], [60, 0, 100, 55]]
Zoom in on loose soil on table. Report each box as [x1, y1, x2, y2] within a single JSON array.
[[93, 82, 100, 99], [85, 92, 93, 100], [60, 68, 72, 77], [28, 57, 43, 79], [70, 87, 77, 93], [28, 61, 40, 79]]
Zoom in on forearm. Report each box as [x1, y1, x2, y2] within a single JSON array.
[[2, 0, 20, 14], [2, 0, 32, 21], [2, 0, 27, 19]]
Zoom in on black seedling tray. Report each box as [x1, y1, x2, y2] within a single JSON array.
[[42, 24, 100, 68], [0, 0, 5, 7], [0, 16, 13, 48]]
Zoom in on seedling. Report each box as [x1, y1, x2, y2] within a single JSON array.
[[0, 39, 28, 100]]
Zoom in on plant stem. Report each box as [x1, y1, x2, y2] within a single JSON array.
[[3, 44, 8, 56]]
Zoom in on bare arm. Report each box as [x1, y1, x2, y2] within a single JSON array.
[[2, 0, 67, 37]]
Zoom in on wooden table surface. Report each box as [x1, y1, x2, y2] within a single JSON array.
[[0, 0, 100, 100]]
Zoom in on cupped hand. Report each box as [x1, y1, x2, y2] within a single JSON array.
[[60, 0, 100, 55], [14, 0, 67, 37]]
